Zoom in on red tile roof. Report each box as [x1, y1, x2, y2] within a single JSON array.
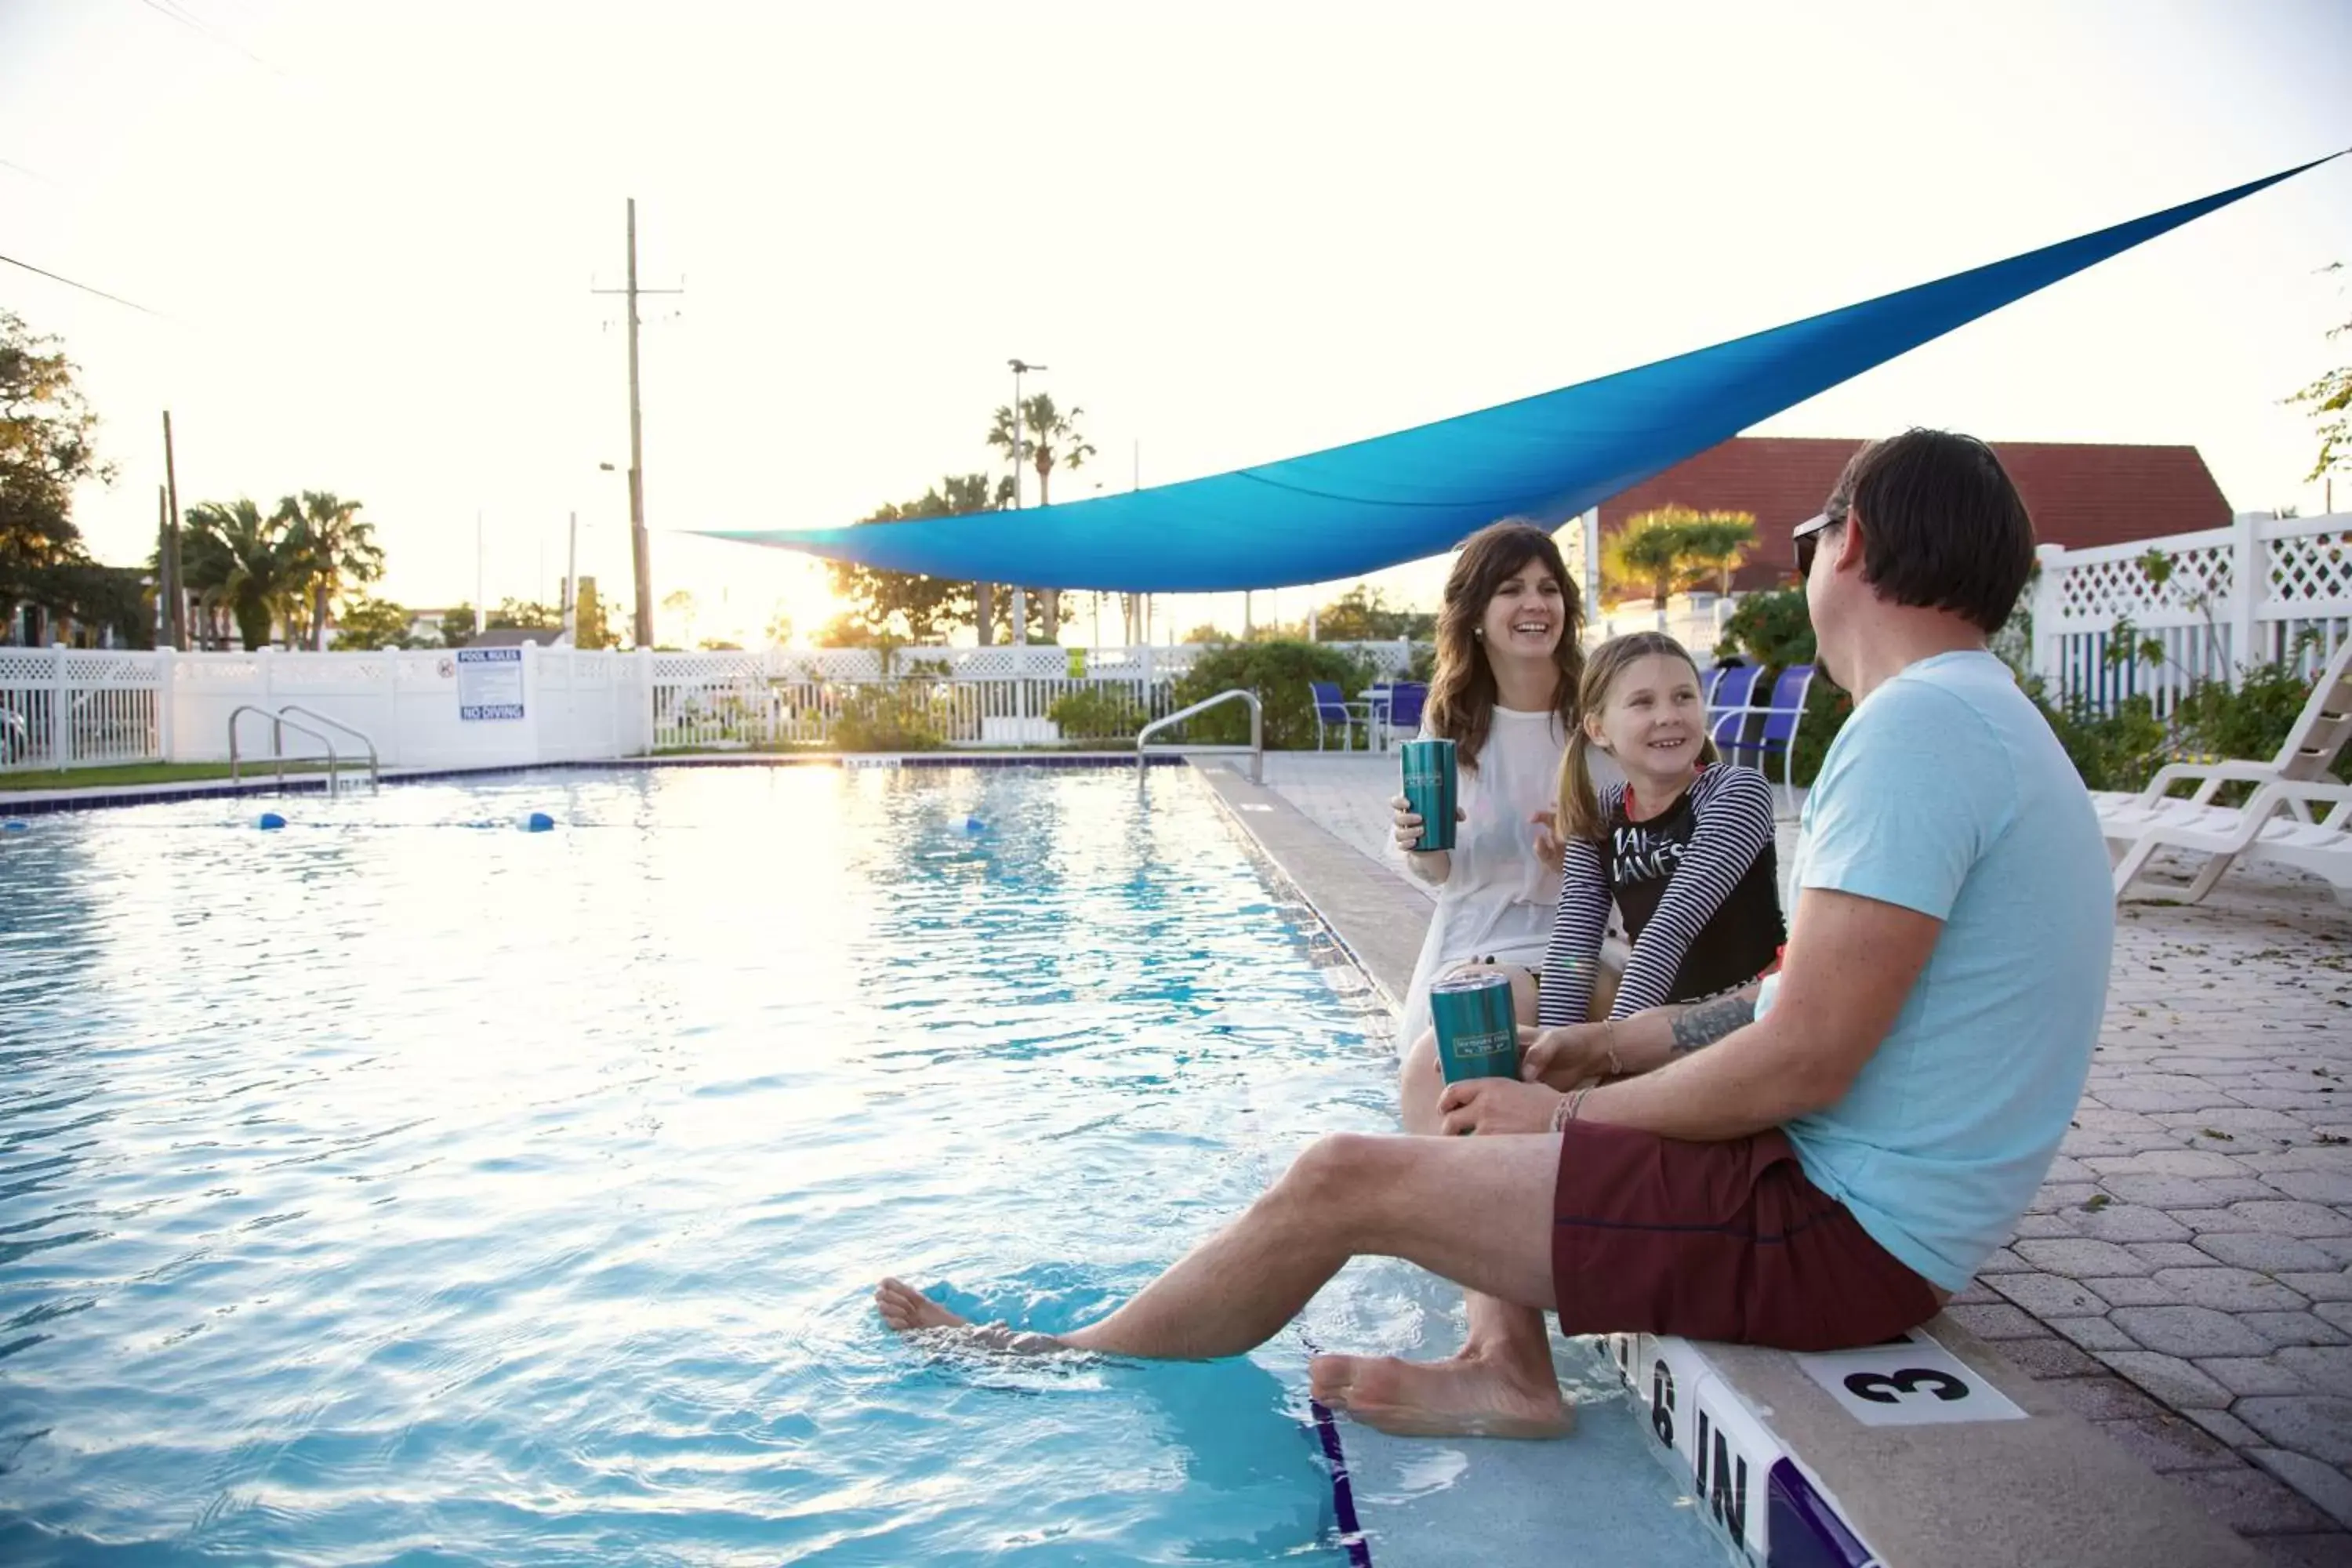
[[1599, 437, 2232, 593]]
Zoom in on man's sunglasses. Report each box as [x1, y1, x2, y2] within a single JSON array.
[[1792, 510, 1843, 577]]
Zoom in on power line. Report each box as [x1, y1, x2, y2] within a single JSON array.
[[0, 252, 163, 316], [135, 0, 289, 77]]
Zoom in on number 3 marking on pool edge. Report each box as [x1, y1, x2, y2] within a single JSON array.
[[1843, 1367, 1971, 1405]]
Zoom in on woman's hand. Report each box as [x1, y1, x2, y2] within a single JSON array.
[[1530, 808, 1565, 874], [1521, 1022, 1618, 1091], [1437, 1076, 1563, 1135], [1390, 794, 1466, 854]]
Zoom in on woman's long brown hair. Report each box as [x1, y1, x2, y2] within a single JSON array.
[[1558, 632, 1721, 843], [1421, 520, 1584, 771]]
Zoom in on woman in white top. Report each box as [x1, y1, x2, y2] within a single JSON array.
[[1390, 521, 1587, 1047], [1376, 518, 1593, 1439]]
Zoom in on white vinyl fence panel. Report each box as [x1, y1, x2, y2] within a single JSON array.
[[2, 640, 1424, 772], [2031, 513, 2352, 717]]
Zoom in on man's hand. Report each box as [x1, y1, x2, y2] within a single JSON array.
[[1438, 1076, 1563, 1135], [1520, 1022, 1615, 1090]]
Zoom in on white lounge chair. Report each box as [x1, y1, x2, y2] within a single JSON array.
[[2108, 777, 2352, 904], [2100, 637, 2352, 903], [2093, 634, 2352, 822]]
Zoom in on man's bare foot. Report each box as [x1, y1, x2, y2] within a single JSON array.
[[1310, 1348, 1572, 1439], [874, 1277, 1066, 1354], [875, 1277, 973, 1333]]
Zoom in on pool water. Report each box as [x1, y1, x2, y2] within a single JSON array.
[[0, 766, 1733, 1566]]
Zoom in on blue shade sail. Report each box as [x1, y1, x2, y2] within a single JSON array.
[[702, 154, 2340, 593]]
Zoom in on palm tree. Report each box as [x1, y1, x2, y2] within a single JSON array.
[[182, 499, 301, 651], [278, 491, 383, 649], [986, 394, 1094, 642], [938, 469, 1014, 646], [1675, 513, 1759, 597], [1604, 508, 1708, 632]]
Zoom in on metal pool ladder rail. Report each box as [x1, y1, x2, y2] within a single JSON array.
[[1136, 688, 1261, 785], [228, 704, 382, 795]]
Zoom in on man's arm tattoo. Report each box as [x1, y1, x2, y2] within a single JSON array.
[[1669, 993, 1758, 1054]]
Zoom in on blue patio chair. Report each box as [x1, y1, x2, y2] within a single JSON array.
[[1355, 677, 1383, 747], [1744, 665, 1815, 802], [1308, 681, 1367, 751], [1387, 681, 1428, 738], [1706, 666, 1762, 753]]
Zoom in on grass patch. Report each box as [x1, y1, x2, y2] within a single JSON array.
[[0, 759, 338, 792]]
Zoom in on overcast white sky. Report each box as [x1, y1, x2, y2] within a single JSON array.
[[4, 0, 2349, 645]]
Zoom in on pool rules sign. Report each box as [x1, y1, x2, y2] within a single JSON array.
[[456, 647, 525, 721]]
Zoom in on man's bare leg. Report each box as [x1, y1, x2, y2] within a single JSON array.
[[1323, 1014, 1568, 1439], [877, 1131, 1561, 1392]]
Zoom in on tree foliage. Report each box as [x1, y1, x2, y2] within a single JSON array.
[[1312, 582, 1436, 641], [332, 596, 417, 651], [1715, 586, 1814, 669], [179, 499, 301, 651], [437, 598, 559, 650], [278, 490, 383, 648], [1603, 506, 1758, 608], [1, 310, 117, 629], [575, 577, 619, 649], [1675, 514, 1759, 595], [2288, 261, 2350, 485], [986, 394, 1091, 641], [1171, 640, 1377, 749], [827, 474, 1007, 644]]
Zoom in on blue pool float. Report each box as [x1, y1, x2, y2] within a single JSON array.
[[521, 811, 556, 833], [256, 811, 288, 831], [1, 819, 28, 834]]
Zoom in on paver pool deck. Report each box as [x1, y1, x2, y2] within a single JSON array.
[[1240, 751, 2352, 1566]]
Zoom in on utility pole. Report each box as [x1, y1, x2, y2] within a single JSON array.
[[1007, 358, 1045, 647], [593, 198, 681, 649], [155, 485, 172, 647], [160, 411, 185, 650], [563, 510, 579, 644], [475, 510, 485, 635]]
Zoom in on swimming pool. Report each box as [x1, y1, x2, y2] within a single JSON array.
[[0, 764, 1736, 1566]]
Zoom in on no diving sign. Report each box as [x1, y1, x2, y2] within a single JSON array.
[[1795, 1330, 2027, 1428], [456, 647, 525, 721]]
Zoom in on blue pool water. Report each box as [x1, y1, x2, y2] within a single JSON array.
[[0, 766, 1733, 1566]]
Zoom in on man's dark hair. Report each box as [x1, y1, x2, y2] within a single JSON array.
[[1824, 429, 2036, 633]]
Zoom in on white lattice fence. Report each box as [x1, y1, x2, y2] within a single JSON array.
[[0, 647, 164, 771], [2032, 514, 2352, 716], [644, 642, 1422, 750]]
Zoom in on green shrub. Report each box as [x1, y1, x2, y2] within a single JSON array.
[[829, 683, 945, 751], [2169, 654, 2342, 778], [2027, 684, 2169, 792], [1786, 681, 1852, 788], [1715, 587, 1815, 670], [1171, 640, 1377, 749], [1047, 686, 1149, 741]]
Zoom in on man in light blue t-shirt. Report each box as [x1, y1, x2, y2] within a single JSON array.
[[879, 430, 2111, 1443], [1777, 639, 2114, 1291]]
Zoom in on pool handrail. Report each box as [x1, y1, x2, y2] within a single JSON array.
[[1136, 688, 1263, 785], [278, 705, 381, 793], [229, 704, 349, 796]]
